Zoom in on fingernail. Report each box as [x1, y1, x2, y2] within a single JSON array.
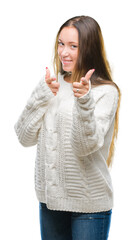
[[93, 69, 95, 71], [46, 67, 48, 69]]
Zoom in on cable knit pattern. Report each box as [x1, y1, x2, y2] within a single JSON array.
[[71, 84, 118, 156], [15, 79, 54, 146], [15, 73, 119, 213]]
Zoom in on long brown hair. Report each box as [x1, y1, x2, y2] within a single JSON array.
[[53, 16, 121, 167]]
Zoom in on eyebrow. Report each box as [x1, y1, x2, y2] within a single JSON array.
[[58, 38, 78, 44]]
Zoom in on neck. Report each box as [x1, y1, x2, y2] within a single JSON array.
[[64, 72, 72, 83]]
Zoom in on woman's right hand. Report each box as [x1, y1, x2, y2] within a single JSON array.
[[45, 67, 60, 96]]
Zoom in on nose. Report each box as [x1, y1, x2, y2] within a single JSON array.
[[61, 46, 69, 57]]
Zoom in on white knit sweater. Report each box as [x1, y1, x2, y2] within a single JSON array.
[[15, 73, 119, 213]]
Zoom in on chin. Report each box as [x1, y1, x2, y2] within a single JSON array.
[[63, 66, 73, 72]]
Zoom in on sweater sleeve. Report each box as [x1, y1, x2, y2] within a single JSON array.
[[14, 76, 54, 147], [71, 84, 119, 156]]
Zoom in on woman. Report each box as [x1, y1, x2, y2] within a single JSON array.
[[15, 16, 121, 240]]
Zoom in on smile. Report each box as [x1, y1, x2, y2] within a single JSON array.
[[62, 60, 72, 65]]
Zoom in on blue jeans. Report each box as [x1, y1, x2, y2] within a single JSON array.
[[39, 202, 112, 240]]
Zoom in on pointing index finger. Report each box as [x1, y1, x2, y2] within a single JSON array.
[[45, 67, 50, 80], [85, 69, 95, 81]]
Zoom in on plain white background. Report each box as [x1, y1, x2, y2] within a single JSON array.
[[0, 0, 135, 239]]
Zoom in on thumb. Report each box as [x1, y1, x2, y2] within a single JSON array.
[[85, 69, 95, 81], [45, 67, 50, 80]]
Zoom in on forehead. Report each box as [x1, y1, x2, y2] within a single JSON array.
[[59, 27, 78, 43]]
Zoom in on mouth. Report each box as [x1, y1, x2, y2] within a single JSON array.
[[62, 59, 72, 65]]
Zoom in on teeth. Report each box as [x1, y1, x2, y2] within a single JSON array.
[[62, 60, 71, 63]]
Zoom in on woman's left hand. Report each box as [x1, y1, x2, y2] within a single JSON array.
[[73, 69, 95, 98]]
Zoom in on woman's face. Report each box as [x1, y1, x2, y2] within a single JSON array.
[[58, 27, 79, 72]]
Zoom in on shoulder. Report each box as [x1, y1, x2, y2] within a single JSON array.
[[91, 84, 119, 115], [92, 84, 119, 101]]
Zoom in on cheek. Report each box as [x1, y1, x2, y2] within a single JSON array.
[[57, 48, 61, 57]]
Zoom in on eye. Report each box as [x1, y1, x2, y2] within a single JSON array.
[[71, 45, 78, 49], [58, 41, 64, 46]]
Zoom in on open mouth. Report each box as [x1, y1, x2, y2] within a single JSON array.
[[62, 60, 72, 65], [62, 59, 72, 65]]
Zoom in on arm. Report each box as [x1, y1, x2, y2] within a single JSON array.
[[71, 85, 119, 156], [14, 76, 54, 147]]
